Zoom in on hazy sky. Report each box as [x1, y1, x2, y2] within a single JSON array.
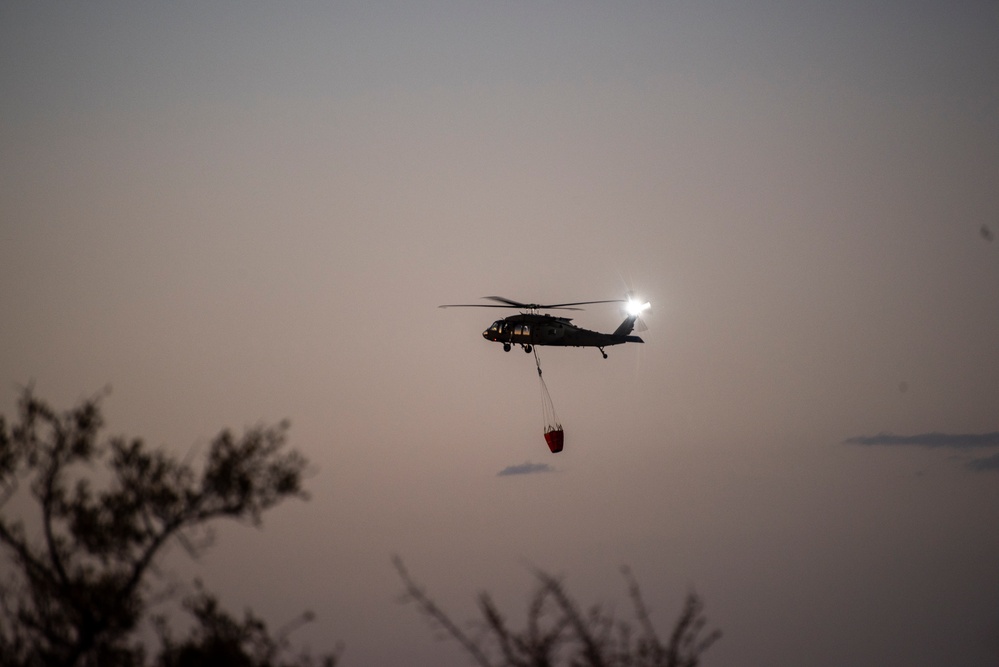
[[2, 2, 998, 665]]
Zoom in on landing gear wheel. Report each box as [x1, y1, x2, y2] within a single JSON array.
[[599, 347, 608, 359], [503, 343, 512, 352], [524, 345, 533, 353]]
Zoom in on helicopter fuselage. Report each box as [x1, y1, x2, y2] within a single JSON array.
[[482, 313, 643, 355], [439, 295, 649, 358]]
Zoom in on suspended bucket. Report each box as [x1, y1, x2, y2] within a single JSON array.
[[544, 427, 564, 453], [535, 348, 564, 453]]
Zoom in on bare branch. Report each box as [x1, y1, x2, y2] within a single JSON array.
[[393, 555, 495, 667], [397, 559, 722, 667]]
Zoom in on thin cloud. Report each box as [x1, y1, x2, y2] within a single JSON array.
[[844, 432, 999, 448], [497, 462, 553, 477], [845, 431, 999, 472], [967, 452, 999, 471]]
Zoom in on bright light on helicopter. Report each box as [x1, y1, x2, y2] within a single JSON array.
[[626, 298, 651, 316]]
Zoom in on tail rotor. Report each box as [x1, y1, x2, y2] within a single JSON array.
[[625, 292, 652, 332]]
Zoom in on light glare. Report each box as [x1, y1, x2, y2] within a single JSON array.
[[626, 299, 651, 316]]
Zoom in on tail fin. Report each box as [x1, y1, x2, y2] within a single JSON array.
[[613, 315, 639, 337]]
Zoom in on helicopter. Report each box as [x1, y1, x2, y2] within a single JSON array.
[[439, 295, 650, 358]]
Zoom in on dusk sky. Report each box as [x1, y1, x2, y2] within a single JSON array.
[[2, 2, 998, 665]]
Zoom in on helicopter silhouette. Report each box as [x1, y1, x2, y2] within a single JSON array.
[[439, 295, 650, 358]]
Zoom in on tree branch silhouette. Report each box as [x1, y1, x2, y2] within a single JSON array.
[[395, 557, 721, 667], [0, 387, 335, 667]]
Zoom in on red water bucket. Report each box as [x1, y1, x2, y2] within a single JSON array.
[[544, 428, 564, 453]]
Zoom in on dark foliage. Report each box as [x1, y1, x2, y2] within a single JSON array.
[[395, 557, 720, 667], [0, 388, 336, 667], [155, 582, 336, 667]]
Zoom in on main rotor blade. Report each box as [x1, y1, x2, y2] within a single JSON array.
[[471, 296, 583, 310], [541, 299, 626, 308], [485, 296, 622, 310], [440, 296, 621, 310], [482, 296, 529, 307]]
